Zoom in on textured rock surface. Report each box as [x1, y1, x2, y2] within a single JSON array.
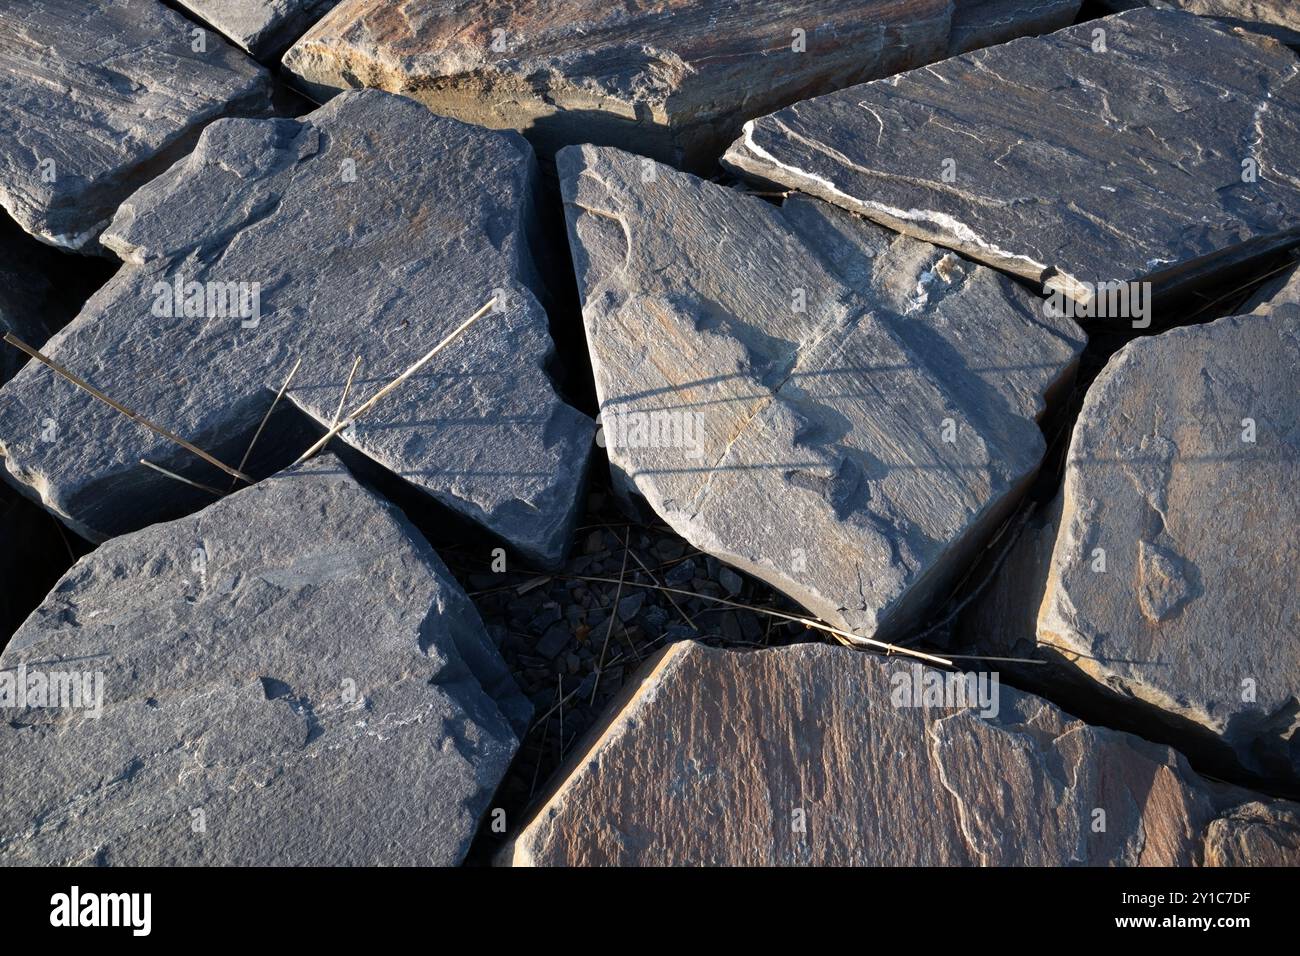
[[0, 90, 593, 566], [949, 0, 1080, 54], [1037, 309, 1300, 782], [725, 8, 1300, 306], [0, 456, 528, 865], [510, 641, 1299, 865], [560, 144, 1082, 642], [281, 0, 1068, 169], [1097, 1, 1300, 47], [1204, 802, 1300, 866], [0, 0, 272, 251], [178, 0, 343, 59]]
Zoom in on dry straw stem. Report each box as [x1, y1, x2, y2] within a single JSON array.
[[568, 572, 954, 667], [140, 458, 224, 497], [232, 357, 302, 490], [293, 299, 497, 465], [330, 356, 362, 431], [590, 537, 631, 705], [3, 332, 251, 483]]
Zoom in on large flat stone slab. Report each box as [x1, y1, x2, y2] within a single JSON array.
[[509, 641, 1300, 865], [177, 0, 343, 60], [1034, 308, 1300, 783], [0, 456, 527, 865], [283, 0, 1071, 169], [559, 144, 1082, 642], [0, 89, 593, 567], [725, 8, 1300, 306], [0, 0, 272, 251]]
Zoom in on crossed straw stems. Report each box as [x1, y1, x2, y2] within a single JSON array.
[[1, 297, 969, 669]]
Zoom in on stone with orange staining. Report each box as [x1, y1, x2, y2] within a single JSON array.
[[507, 641, 1298, 865], [282, 0, 1070, 169]]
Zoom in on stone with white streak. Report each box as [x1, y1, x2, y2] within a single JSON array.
[[560, 144, 1083, 643]]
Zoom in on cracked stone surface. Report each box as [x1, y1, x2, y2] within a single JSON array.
[[0, 89, 594, 567], [1098, 1, 1300, 47], [559, 144, 1083, 642], [1035, 308, 1300, 782], [0, 455, 528, 865], [508, 641, 1300, 866], [724, 8, 1300, 307], [0, 0, 272, 252], [282, 0, 1071, 170], [177, 0, 344, 60]]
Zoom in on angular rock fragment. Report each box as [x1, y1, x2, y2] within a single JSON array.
[[0, 0, 272, 251], [949, 0, 1080, 55], [177, 0, 343, 60], [725, 9, 1300, 307], [560, 145, 1083, 642], [0, 90, 593, 567], [509, 641, 1299, 865], [284, 0, 1055, 169], [1097, 1, 1300, 47], [1204, 802, 1300, 866], [0, 455, 527, 866], [1034, 308, 1300, 783]]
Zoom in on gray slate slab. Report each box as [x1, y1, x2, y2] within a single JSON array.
[[560, 145, 1083, 642], [283, 0, 1071, 170], [0, 0, 272, 252], [0, 455, 527, 865], [724, 8, 1300, 308], [509, 641, 1300, 865], [1034, 308, 1300, 783], [177, 0, 343, 60], [0, 89, 593, 567]]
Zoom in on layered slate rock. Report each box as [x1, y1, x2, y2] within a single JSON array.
[[286, 0, 993, 169], [560, 145, 1083, 642], [0, 90, 593, 567], [0, 455, 527, 866], [949, 0, 1080, 55], [0, 0, 272, 251], [509, 642, 1300, 866], [1097, 1, 1300, 47], [1034, 308, 1300, 783], [1204, 802, 1300, 866], [177, 0, 343, 60], [724, 8, 1300, 307]]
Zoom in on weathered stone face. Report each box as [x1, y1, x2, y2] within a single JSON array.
[[0, 456, 527, 866], [282, 0, 1075, 170], [1036, 308, 1300, 783], [0, 0, 272, 252], [508, 641, 1300, 866], [560, 144, 1082, 642], [176, 0, 344, 60], [1096, 0, 1300, 47], [724, 8, 1300, 307], [0, 90, 593, 567]]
